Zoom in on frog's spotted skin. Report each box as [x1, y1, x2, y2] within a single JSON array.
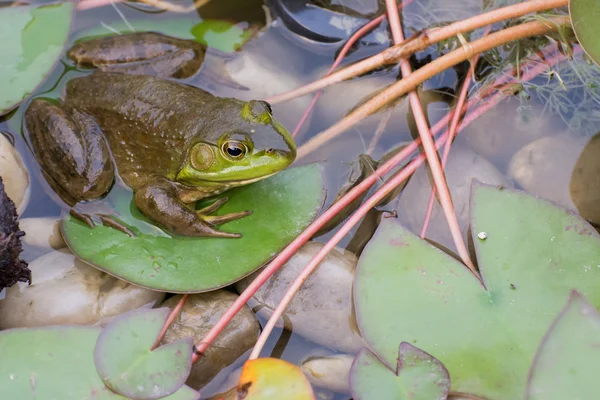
[[24, 33, 296, 238]]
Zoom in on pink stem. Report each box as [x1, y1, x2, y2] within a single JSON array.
[[420, 26, 492, 238], [290, 0, 414, 138]]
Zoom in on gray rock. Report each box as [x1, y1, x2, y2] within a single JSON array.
[[160, 291, 260, 390], [236, 241, 366, 353], [302, 354, 353, 394], [0, 134, 30, 215], [0, 249, 164, 328], [508, 135, 585, 210]]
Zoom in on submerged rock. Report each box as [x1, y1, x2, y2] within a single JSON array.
[[398, 145, 510, 252], [236, 241, 366, 353], [301, 353, 354, 394], [0, 133, 30, 215], [0, 249, 164, 329], [463, 99, 561, 169], [160, 291, 260, 390], [19, 217, 66, 252], [508, 135, 584, 210]]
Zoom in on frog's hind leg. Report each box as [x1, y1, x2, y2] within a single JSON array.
[[25, 99, 118, 228]]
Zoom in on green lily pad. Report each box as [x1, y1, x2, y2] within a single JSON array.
[[570, 0, 600, 66], [354, 182, 600, 399], [95, 308, 192, 399], [349, 343, 450, 400], [0, 325, 199, 400], [526, 291, 600, 399], [62, 164, 325, 293], [0, 2, 74, 115]]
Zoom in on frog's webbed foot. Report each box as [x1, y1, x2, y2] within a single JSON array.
[[197, 197, 253, 226], [134, 183, 249, 238], [69, 208, 136, 238]]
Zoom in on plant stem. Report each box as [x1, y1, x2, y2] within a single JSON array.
[[420, 27, 491, 238], [267, 0, 568, 105], [295, 16, 569, 160], [386, 0, 475, 271]]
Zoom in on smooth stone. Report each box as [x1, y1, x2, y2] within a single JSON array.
[[508, 135, 585, 210], [236, 242, 366, 353], [570, 133, 600, 223], [0, 134, 30, 215], [160, 291, 260, 390], [462, 99, 563, 169], [302, 354, 354, 394], [19, 217, 66, 251], [0, 249, 165, 329], [315, 72, 446, 145], [209, 23, 313, 138], [397, 145, 511, 252]]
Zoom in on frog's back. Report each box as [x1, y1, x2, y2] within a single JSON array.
[[64, 74, 240, 186]]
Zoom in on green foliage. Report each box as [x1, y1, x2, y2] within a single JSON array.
[[0, 310, 199, 399], [354, 182, 600, 398], [0, 2, 73, 115], [350, 344, 450, 400], [62, 164, 325, 293]]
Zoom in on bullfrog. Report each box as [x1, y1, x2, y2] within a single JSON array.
[[24, 32, 296, 238]]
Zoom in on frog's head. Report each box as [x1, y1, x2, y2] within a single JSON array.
[[176, 100, 296, 188]]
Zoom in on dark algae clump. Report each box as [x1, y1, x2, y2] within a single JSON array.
[[0, 176, 30, 290]]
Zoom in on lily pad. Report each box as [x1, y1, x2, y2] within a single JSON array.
[[62, 164, 325, 293], [354, 182, 600, 399], [570, 0, 600, 66], [238, 358, 315, 399], [0, 2, 74, 115], [526, 291, 600, 399], [0, 325, 199, 400], [95, 308, 192, 399], [350, 343, 450, 400]]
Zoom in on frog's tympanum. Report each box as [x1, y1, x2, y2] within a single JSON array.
[[25, 32, 296, 238]]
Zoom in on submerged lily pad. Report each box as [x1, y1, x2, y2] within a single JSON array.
[[526, 291, 600, 399], [570, 0, 600, 66], [354, 182, 600, 399], [0, 2, 74, 115], [62, 164, 324, 293], [350, 343, 450, 400], [0, 325, 199, 400], [95, 308, 192, 399]]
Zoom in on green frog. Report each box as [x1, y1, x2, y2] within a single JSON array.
[[25, 32, 296, 238]]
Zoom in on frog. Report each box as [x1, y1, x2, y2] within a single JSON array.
[[24, 32, 296, 239]]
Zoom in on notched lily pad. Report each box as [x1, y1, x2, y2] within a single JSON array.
[[570, 0, 600, 66], [94, 308, 193, 400], [62, 164, 325, 293], [0, 2, 74, 115], [526, 290, 600, 399], [354, 182, 600, 399], [238, 358, 315, 400], [350, 343, 450, 400]]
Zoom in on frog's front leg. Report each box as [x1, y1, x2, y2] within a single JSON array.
[[25, 99, 134, 237], [133, 179, 251, 238], [68, 32, 205, 79]]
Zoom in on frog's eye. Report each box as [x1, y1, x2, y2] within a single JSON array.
[[260, 101, 273, 114], [221, 140, 247, 160]]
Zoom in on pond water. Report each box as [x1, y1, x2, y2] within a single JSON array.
[[1, 0, 599, 398]]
